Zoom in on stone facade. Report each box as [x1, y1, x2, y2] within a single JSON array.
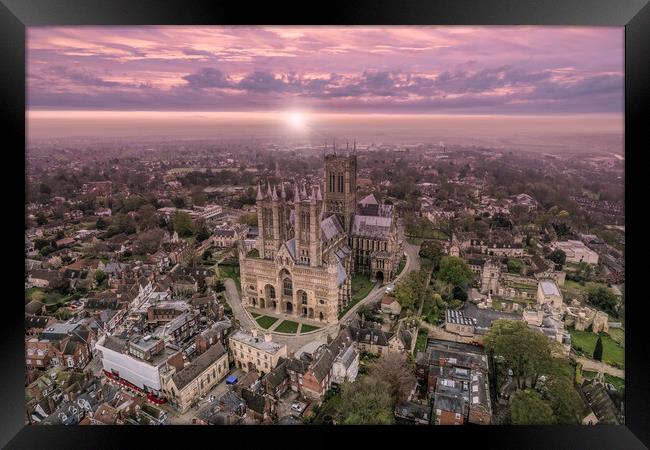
[[480, 260, 500, 295], [238, 153, 400, 324]]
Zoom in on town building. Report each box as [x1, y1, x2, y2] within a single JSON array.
[[228, 329, 287, 375], [551, 240, 599, 265]]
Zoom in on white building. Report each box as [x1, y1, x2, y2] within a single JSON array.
[[537, 280, 563, 310], [95, 335, 180, 398], [331, 344, 359, 384]]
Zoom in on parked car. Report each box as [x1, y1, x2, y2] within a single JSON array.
[[290, 402, 306, 414]]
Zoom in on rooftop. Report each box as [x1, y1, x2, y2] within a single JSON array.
[[229, 330, 286, 354]]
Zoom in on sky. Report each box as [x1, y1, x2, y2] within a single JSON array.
[[27, 26, 624, 150]]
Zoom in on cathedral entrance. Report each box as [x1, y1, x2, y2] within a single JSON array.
[[308, 308, 314, 319], [286, 302, 293, 313], [302, 307, 307, 317], [259, 298, 265, 309], [319, 312, 324, 321], [375, 271, 384, 282]]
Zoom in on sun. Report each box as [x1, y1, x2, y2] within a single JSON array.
[[287, 111, 306, 130]]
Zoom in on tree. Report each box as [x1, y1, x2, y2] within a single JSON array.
[[337, 378, 394, 425], [195, 220, 211, 242], [484, 320, 554, 390], [202, 249, 213, 261], [437, 256, 473, 287], [172, 196, 186, 208], [212, 279, 225, 293], [136, 204, 159, 231], [593, 336, 603, 361], [173, 211, 194, 237], [239, 212, 258, 227], [133, 229, 164, 255], [94, 270, 107, 286], [39, 183, 52, 195], [587, 286, 618, 317], [36, 213, 48, 226], [547, 249, 566, 267], [510, 389, 555, 425], [367, 352, 417, 405], [543, 376, 585, 424], [95, 217, 108, 230], [418, 240, 443, 269], [393, 270, 430, 312]]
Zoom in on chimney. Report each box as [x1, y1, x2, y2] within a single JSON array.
[[251, 329, 258, 338]]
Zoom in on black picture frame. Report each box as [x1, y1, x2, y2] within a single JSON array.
[[2, 0, 648, 448]]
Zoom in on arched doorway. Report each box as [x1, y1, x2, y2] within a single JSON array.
[[286, 302, 293, 313], [319, 312, 324, 321], [252, 298, 257, 307], [376, 271, 384, 282], [302, 307, 307, 317], [271, 300, 277, 309], [259, 298, 265, 309], [308, 308, 314, 319]]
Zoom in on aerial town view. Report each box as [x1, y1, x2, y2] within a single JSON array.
[[25, 26, 624, 426]]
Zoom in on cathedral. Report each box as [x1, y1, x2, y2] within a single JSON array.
[[238, 152, 402, 324]]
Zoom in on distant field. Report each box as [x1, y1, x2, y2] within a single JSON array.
[[300, 324, 321, 333], [275, 320, 299, 334], [255, 316, 278, 329], [570, 329, 624, 368]]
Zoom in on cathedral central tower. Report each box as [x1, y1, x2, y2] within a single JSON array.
[[323, 153, 357, 234]]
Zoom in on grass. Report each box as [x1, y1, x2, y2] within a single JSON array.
[[406, 237, 424, 246], [339, 274, 376, 319], [582, 370, 598, 379], [25, 287, 46, 303], [250, 312, 261, 318], [395, 256, 407, 277], [414, 329, 428, 355], [274, 320, 300, 334], [218, 263, 241, 292], [300, 324, 321, 333], [569, 329, 625, 368], [255, 315, 279, 329], [604, 374, 625, 390], [607, 328, 625, 347]]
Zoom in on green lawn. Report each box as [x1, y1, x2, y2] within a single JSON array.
[[395, 256, 407, 277], [300, 324, 321, 333], [255, 316, 278, 329], [582, 370, 598, 379], [339, 274, 376, 319], [274, 320, 300, 334], [431, 229, 449, 240], [414, 329, 428, 354], [25, 287, 45, 303], [218, 263, 241, 292], [570, 329, 624, 368], [250, 312, 261, 318], [604, 374, 625, 390], [607, 328, 625, 347]]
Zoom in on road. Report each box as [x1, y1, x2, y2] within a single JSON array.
[[575, 356, 625, 379], [222, 225, 422, 353]]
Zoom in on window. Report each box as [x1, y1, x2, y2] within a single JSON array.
[[283, 278, 292, 297]]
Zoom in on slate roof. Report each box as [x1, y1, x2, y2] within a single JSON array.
[[285, 238, 296, 259], [172, 343, 227, 390], [346, 325, 394, 347], [321, 215, 345, 242], [581, 381, 621, 425], [241, 388, 266, 415], [352, 215, 391, 238], [25, 315, 52, 331], [25, 300, 45, 315], [434, 392, 465, 414]]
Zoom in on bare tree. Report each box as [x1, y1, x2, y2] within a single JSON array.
[[367, 352, 417, 404]]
